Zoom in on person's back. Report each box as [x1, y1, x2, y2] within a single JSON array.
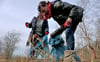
[[51, 0, 84, 25]]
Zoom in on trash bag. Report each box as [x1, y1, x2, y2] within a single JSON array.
[[49, 35, 66, 60]]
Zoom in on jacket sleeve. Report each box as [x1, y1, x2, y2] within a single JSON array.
[[69, 5, 84, 22], [28, 22, 32, 28], [27, 17, 35, 28], [31, 17, 37, 34], [62, 1, 84, 22]]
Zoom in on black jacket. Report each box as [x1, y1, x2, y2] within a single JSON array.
[[51, 0, 84, 25], [29, 17, 49, 37]]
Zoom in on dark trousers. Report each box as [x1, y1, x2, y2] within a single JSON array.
[[65, 20, 80, 50]]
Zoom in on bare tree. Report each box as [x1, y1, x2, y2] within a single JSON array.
[[95, 18, 100, 49], [76, 0, 100, 47], [75, 0, 100, 61], [3, 31, 21, 59], [96, 18, 100, 40]]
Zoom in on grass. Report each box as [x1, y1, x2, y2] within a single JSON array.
[[0, 41, 100, 62]]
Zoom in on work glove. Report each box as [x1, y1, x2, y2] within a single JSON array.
[[25, 22, 29, 27]]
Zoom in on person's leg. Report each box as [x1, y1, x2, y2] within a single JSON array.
[[65, 21, 79, 50], [32, 50, 35, 57], [29, 47, 33, 60], [65, 21, 81, 62], [65, 28, 74, 50]]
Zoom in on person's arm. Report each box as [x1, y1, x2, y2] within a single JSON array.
[[26, 30, 33, 46], [68, 6, 84, 21], [25, 17, 37, 28], [63, 5, 84, 28], [62, 2, 74, 28], [25, 21, 32, 28], [25, 22, 31, 28]]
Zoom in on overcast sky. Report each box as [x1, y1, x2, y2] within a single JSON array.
[[0, 0, 99, 56]]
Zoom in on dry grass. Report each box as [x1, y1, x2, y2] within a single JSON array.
[[76, 41, 100, 62], [0, 41, 100, 62]]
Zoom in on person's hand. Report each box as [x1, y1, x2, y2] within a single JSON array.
[[26, 41, 29, 46], [63, 17, 72, 28], [25, 22, 29, 27]]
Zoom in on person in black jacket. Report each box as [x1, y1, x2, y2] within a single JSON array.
[[38, 0, 84, 50], [25, 12, 49, 59]]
